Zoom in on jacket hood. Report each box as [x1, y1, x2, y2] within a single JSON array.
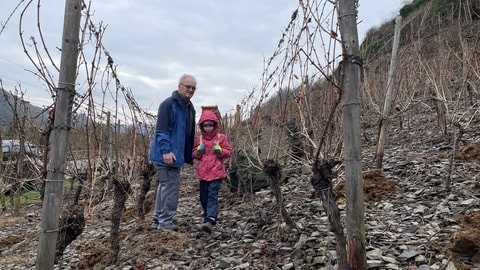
[[198, 110, 219, 139]]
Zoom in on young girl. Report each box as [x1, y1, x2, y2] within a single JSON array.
[[192, 109, 232, 233]]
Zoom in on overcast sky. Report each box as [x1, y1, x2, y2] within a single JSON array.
[[0, 0, 407, 117]]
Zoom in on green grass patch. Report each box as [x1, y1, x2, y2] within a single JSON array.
[[0, 178, 81, 210], [0, 190, 41, 209]]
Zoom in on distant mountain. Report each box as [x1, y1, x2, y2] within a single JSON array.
[[0, 88, 49, 126]]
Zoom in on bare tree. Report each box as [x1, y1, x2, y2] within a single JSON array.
[[0, 88, 43, 212], [2, 0, 157, 266], [224, 0, 366, 268]]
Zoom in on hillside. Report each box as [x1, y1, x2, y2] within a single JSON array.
[[1, 0, 480, 269], [0, 103, 479, 269], [0, 88, 49, 133]]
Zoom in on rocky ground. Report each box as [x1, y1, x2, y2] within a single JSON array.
[[1, 111, 480, 270]]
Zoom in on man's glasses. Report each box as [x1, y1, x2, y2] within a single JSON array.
[[181, 83, 196, 91]]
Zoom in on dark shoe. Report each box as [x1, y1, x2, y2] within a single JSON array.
[[195, 223, 204, 231], [158, 223, 178, 231], [197, 222, 213, 233], [150, 221, 159, 230]]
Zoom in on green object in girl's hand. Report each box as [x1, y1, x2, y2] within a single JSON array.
[[213, 144, 222, 154], [197, 143, 205, 153]]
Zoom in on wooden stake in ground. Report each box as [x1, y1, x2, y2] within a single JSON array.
[[374, 16, 402, 169], [36, 1, 82, 269], [337, 0, 366, 269]]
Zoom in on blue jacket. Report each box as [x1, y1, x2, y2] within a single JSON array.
[[149, 91, 195, 167]]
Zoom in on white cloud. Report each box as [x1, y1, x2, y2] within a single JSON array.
[[0, 0, 406, 116]]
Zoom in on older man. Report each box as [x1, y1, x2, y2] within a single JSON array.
[[149, 74, 196, 231]]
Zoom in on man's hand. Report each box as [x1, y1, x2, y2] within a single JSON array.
[[163, 152, 176, 165]]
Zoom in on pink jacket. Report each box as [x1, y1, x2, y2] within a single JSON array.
[[192, 110, 232, 181]]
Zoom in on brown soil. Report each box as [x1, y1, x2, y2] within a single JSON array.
[[448, 140, 480, 269], [70, 189, 193, 269], [333, 169, 399, 204]]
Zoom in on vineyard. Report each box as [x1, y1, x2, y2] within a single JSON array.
[[1, 0, 480, 269]]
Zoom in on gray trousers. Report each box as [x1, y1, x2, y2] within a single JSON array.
[[153, 166, 180, 225]]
